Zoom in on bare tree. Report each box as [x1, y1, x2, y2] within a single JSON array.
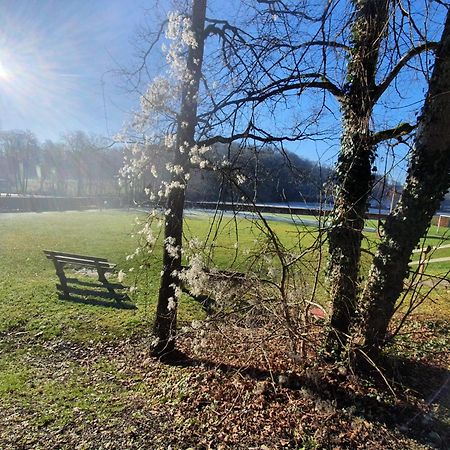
[[208, 0, 441, 358], [357, 9, 450, 357], [0, 130, 39, 194], [208, 0, 446, 359], [63, 131, 97, 196], [325, 0, 393, 354]]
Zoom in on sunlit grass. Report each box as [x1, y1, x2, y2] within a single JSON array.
[[0, 210, 319, 342], [1, 209, 448, 346], [0, 210, 206, 344], [0, 209, 448, 445]]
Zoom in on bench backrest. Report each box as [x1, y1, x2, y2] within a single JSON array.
[[44, 250, 109, 262], [43, 250, 115, 269]]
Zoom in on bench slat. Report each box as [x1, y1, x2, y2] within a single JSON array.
[[46, 255, 116, 269], [44, 250, 109, 262]]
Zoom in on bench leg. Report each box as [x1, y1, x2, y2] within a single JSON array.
[[53, 260, 69, 298], [97, 267, 121, 299]]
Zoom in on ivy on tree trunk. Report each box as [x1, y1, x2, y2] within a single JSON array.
[[326, 0, 390, 355], [357, 10, 450, 358]]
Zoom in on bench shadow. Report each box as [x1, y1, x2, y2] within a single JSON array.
[[423, 234, 450, 241], [65, 277, 125, 290], [158, 350, 449, 448], [58, 293, 136, 310]]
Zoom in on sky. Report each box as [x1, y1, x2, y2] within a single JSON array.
[[0, 0, 446, 174], [0, 0, 156, 141]]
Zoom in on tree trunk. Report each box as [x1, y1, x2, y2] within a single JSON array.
[[358, 10, 450, 357], [326, 0, 390, 354], [77, 177, 83, 196], [152, 0, 207, 357]]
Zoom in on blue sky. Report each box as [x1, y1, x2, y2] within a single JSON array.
[[0, 0, 446, 175], [0, 0, 154, 141]]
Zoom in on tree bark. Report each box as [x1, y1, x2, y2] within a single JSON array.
[[326, 0, 391, 354], [152, 0, 207, 357], [358, 10, 450, 357]]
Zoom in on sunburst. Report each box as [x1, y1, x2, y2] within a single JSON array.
[[0, 59, 12, 81]]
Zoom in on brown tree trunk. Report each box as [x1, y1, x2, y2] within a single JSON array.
[[358, 10, 450, 357], [326, 0, 390, 355], [152, 0, 207, 357]]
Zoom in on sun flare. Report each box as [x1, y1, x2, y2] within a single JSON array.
[[0, 60, 12, 81]]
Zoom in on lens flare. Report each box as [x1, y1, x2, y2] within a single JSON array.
[[0, 60, 12, 81]]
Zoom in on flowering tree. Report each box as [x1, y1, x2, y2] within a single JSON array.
[[152, 0, 207, 356], [119, 0, 208, 356]]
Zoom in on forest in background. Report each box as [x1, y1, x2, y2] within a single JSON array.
[[0, 129, 406, 211]]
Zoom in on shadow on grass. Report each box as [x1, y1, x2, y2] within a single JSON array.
[[385, 355, 449, 403], [424, 234, 450, 241], [58, 294, 137, 310], [158, 349, 449, 448]]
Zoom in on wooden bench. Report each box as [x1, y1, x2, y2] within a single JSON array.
[[44, 250, 128, 302]]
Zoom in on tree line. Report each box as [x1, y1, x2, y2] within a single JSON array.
[[0, 130, 122, 196], [0, 127, 399, 209], [125, 140, 401, 209], [0, 128, 336, 203]]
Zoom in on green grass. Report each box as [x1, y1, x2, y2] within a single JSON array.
[[1, 209, 448, 345], [0, 209, 448, 448], [0, 211, 185, 342], [0, 210, 320, 342]]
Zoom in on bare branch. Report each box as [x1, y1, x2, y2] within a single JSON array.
[[199, 74, 344, 122], [371, 122, 416, 145], [249, 72, 344, 100], [198, 130, 303, 147], [374, 42, 439, 102], [256, 0, 325, 22]]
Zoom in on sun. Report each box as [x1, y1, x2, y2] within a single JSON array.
[[0, 60, 13, 81]]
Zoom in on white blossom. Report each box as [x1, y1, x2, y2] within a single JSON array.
[[188, 237, 203, 250], [166, 163, 184, 175], [236, 173, 246, 185], [165, 236, 180, 259], [162, 180, 186, 197], [141, 76, 174, 116], [167, 297, 176, 311], [164, 133, 177, 148], [179, 254, 208, 296]]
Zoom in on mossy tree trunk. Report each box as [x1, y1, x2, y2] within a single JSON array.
[[326, 0, 391, 355], [357, 10, 450, 357], [152, 0, 207, 357]]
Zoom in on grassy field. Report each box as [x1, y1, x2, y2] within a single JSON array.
[[1, 208, 448, 354], [1, 210, 150, 342], [0, 209, 449, 449]]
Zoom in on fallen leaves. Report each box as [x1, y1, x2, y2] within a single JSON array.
[[0, 317, 448, 449]]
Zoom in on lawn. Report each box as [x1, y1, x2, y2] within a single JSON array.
[[1, 210, 154, 342], [0, 209, 448, 449], [0, 208, 327, 339]]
